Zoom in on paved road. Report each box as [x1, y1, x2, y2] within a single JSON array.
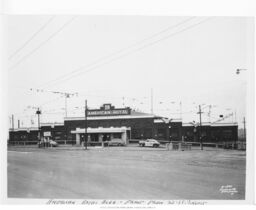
[[8, 146, 245, 199]]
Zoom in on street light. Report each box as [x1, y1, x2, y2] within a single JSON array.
[[236, 69, 247, 74], [36, 108, 41, 148]]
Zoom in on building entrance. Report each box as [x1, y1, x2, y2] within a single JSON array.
[[71, 127, 131, 146], [90, 133, 99, 142]]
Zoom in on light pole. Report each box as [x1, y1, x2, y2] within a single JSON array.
[[168, 126, 171, 142], [36, 108, 41, 147]]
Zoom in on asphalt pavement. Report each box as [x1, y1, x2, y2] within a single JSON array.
[[7, 145, 246, 200]]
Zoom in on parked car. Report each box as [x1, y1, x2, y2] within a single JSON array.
[[49, 140, 58, 147], [139, 139, 160, 148], [108, 138, 126, 146], [38, 139, 58, 147]]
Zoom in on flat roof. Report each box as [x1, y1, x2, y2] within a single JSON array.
[[65, 110, 161, 121], [211, 122, 238, 127], [41, 122, 64, 126], [10, 128, 39, 132], [183, 122, 238, 127]]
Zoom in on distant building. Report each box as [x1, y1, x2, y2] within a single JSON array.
[[8, 103, 238, 145]]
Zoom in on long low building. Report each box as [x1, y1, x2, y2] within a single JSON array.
[[8, 103, 238, 145]]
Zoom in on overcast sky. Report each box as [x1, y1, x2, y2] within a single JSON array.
[[6, 16, 251, 128]]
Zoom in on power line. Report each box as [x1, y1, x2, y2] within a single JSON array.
[[8, 16, 56, 60], [37, 17, 197, 88], [22, 96, 63, 112], [10, 96, 62, 120], [13, 86, 149, 101], [9, 16, 76, 71], [39, 96, 63, 107], [29, 87, 149, 102], [39, 17, 213, 88]]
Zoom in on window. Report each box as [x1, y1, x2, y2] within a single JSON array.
[[223, 130, 232, 140], [113, 133, 121, 138], [157, 128, 165, 137]]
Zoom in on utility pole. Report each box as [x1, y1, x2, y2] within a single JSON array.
[[122, 97, 125, 107], [36, 108, 41, 147], [243, 117, 246, 141], [12, 114, 14, 130], [62, 92, 75, 117], [179, 101, 182, 119], [30, 88, 77, 118], [197, 105, 203, 150], [208, 105, 212, 122], [18, 120, 20, 128], [151, 88, 153, 114], [65, 94, 68, 117], [84, 100, 88, 150], [63, 92, 78, 117]]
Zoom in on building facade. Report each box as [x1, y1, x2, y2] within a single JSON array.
[[8, 104, 238, 145]]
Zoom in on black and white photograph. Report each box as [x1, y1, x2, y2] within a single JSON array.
[[1, 0, 255, 206]]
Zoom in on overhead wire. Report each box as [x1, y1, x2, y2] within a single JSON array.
[[36, 17, 197, 88], [12, 86, 149, 102], [10, 17, 214, 124], [8, 16, 56, 60], [29, 86, 149, 103], [38, 17, 213, 88], [9, 16, 77, 71], [12, 86, 149, 115]]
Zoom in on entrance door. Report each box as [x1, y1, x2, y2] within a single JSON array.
[[91, 134, 99, 142]]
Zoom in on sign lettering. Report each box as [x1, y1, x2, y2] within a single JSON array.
[[87, 109, 130, 116], [86, 104, 131, 116]]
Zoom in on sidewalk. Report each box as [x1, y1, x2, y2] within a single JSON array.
[[47, 144, 105, 150], [8, 144, 103, 151]]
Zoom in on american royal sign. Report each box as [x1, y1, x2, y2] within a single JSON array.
[[87, 104, 131, 117]]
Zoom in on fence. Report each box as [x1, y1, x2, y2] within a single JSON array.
[[8, 139, 246, 150], [167, 142, 192, 151], [8, 140, 75, 146]]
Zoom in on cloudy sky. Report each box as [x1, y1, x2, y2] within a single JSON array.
[[6, 16, 251, 128]]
